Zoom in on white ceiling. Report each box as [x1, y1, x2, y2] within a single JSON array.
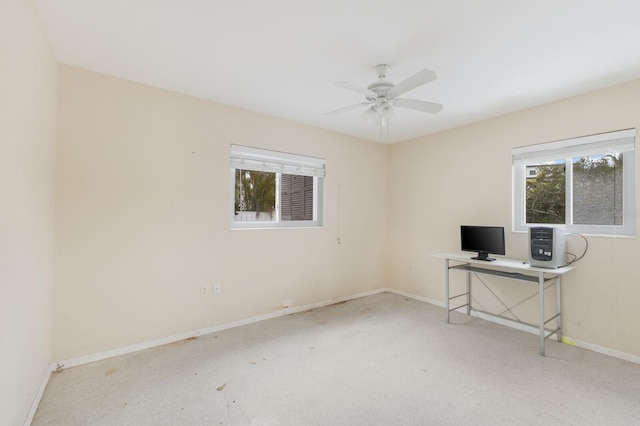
[[34, 0, 640, 144]]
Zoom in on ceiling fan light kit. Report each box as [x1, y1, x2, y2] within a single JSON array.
[[327, 64, 443, 136]]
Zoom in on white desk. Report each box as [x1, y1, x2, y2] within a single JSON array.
[[433, 253, 574, 356]]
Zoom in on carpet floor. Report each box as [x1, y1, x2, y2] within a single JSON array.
[[33, 292, 640, 425]]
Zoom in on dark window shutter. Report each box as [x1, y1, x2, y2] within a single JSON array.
[[281, 174, 313, 221], [281, 174, 292, 220], [290, 175, 304, 219]]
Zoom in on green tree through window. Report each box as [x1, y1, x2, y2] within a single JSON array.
[[526, 164, 566, 224], [234, 170, 276, 219]]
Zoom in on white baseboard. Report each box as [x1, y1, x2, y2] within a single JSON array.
[[284, 288, 387, 315], [386, 288, 444, 307], [560, 335, 640, 364], [56, 288, 389, 371], [24, 362, 56, 426], [393, 288, 640, 365], [56, 310, 284, 370]]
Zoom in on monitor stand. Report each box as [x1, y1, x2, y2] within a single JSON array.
[[471, 251, 496, 261]]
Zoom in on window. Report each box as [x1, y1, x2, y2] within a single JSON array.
[[230, 145, 325, 228], [513, 129, 636, 236]]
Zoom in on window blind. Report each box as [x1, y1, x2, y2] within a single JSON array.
[[231, 145, 326, 178], [512, 129, 635, 164]]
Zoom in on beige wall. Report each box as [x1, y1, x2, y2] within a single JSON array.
[[53, 65, 389, 360], [0, 0, 57, 424], [389, 79, 640, 358], [3, 10, 639, 419]]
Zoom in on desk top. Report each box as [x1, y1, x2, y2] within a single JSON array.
[[433, 252, 574, 275]]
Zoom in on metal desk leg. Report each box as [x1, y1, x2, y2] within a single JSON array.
[[466, 269, 471, 315], [539, 271, 545, 356], [445, 259, 450, 324], [556, 276, 562, 342]]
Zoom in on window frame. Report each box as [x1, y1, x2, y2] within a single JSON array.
[[513, 129, 636, 237], [230, 145, 325, 229]]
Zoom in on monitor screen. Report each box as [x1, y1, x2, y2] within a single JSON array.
[[460, 226, 505, 261]]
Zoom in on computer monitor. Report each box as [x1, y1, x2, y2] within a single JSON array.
[[460, 225, 505, 261]]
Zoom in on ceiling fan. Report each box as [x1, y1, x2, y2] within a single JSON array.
[[327, 64, 443, 130]]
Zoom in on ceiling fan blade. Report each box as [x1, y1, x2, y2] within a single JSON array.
[[387, 69, 437, 99], [324, 102, 370, 116], [394, 98, 443, 114], [335, 81, 376, 98]]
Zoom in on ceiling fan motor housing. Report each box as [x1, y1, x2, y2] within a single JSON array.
[[366, 64, 395, 101], [367, 80, 394, 99]]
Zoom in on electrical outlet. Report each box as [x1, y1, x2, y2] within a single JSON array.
[[213, 283, 221, 294], [200, 285, 209, 297]]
